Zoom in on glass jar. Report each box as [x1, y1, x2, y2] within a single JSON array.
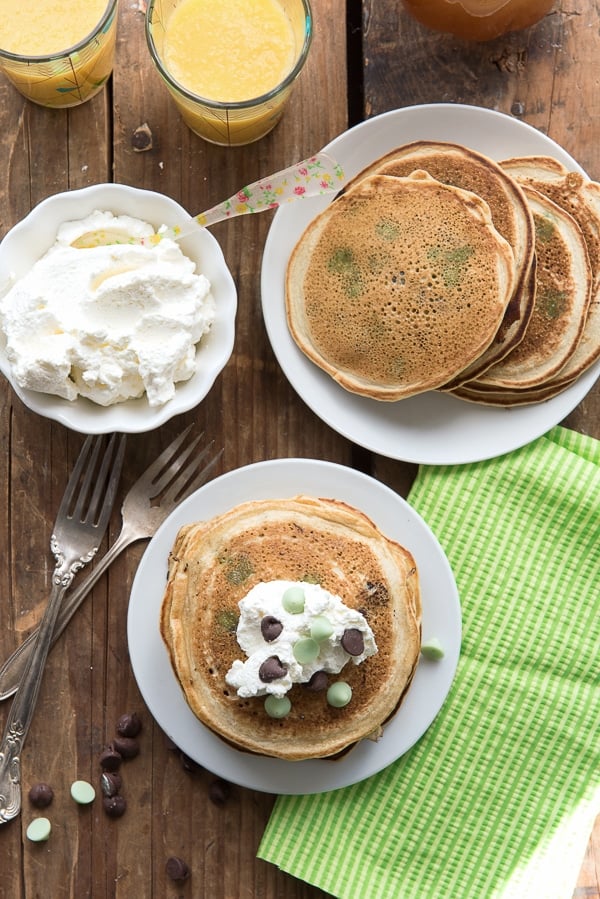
[[401, 0, 555, 41]]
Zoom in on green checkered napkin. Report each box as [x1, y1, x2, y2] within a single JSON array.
[[259, 426, 600, 899]]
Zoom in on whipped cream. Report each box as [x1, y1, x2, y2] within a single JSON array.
[[225, 580, 377, 698], [0, 211, 215, 406]]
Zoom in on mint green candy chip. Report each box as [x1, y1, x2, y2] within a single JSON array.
[[420, 638, 445, 660], [310, 615, 334, 642], [282, 586, 305, 614], [327, 681, 352, 708], [293, 637, 320, 664], [70, 780, 96, 804], [264, 694, 291, 718], [26, 817, 51, 842]]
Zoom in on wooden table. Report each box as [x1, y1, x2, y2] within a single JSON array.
[[0, 1, 598, 895]]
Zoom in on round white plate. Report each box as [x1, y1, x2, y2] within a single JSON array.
[[127, 458, 461, 795], [261, 103, 600, 464]]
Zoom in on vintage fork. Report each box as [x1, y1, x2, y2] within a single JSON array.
[[0, 433, 125, 823], [0, 425, 222, 703]]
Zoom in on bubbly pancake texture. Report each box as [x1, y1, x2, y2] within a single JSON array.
[[500, 156, 600, 384], [160, 495, 422, 760], [343, 140, 536, 384], [286, 171, 515, 400], [465, 186, 591, 390]]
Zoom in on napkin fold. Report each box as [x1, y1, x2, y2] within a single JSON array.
[[259, 426, 600, 899]]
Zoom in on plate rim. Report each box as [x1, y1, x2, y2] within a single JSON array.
[[127, 456, 461, 795], [261, 103, 600, 464]]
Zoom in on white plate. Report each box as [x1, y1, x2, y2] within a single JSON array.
[[127, 458, 461, 795], [261, 103, 600, 464]]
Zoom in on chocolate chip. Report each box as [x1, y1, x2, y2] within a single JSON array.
[[341, 628, 364, 656], [305, 670, 328, 692], [112, 736, 139, 759], [100, 772, 122, 798], [208, 778, 231, 806], [260, 615, 283, 642], [103, 794, 127, 818], [116, 712, 142, 738], [28, 782, 54, 808], [258, 655, 288, 682], [166, 856, 190, 882], [99, 747, 122, 771]]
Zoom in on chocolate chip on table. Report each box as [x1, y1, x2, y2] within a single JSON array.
[[100, 771, 123, 798], [166, 856, 191, 882], [116, 712, 142, 738], [258, 655, 288, 683], [28, 782, 54, 808], [99, 747, 122, 771], [305, 670, 328, 692], [112, 735, 140, 759], [102, 794, 127, 818], [341, 628, 364, 656], [208, 778, 231, 806], [260, 615, 283, 642]]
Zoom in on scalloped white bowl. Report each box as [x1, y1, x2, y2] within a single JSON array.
[[0, 184, 237, 434]]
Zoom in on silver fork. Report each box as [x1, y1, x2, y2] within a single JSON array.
[[0, 425, 222, 703], [0, 433, 125, 823]]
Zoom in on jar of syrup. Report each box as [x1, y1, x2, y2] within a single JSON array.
[[401, 0, 555, 41]]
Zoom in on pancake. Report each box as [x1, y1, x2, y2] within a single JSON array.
[[463, 186, 591, 391], [501, 156, 600, 383], [451, 378, 576, 407], [160, 495, 422, 760], [286, 170, 516, 401], [343, 141, 536, 385]]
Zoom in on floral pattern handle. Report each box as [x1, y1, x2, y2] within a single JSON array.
[[195, 152, 345, 228], [150, 153, 345, 243], [72, 154, 345, 249]]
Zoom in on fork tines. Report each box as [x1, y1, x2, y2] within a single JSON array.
[[65, 434, 127, 527]]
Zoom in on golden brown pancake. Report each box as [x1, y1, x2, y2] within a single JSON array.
[[342, 141, 536, 385], [286, 170, 515, 401], [501, 156, 600, 384], [464, 186, 591, 391], [451, 378, 576, 407], [160, 495, 421, 760]]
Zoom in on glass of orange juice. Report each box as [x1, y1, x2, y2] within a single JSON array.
[[0, 0, 118, 109], [145, 0, 312, 146]]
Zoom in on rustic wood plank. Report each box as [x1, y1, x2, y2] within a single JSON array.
[[0, 1, 597, 896]]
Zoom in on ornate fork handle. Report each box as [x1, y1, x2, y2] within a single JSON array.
[[0, 528, 137, 701], [0, 548, 97, 823]]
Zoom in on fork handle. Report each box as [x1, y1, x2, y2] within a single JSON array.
[[0, 567, 73, 823], [0, 526, 139, 704]]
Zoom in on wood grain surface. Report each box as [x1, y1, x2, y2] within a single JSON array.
[[0, 1, 597, 896]]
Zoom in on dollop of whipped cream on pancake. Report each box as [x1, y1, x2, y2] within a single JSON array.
[[225, 580, 377, 698]]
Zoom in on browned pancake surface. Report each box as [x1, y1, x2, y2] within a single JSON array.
[[286, 171, 515, 400], [161, 496, 421, 760]]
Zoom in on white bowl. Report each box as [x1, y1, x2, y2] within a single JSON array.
[[0, 184, 237, 434]]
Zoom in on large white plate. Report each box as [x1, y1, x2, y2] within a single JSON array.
[[127, 458, 461, 795], [261, 103, 600, 464]]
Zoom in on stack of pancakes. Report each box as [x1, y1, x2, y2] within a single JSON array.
[[286, 141, 600, 405], [160, 495, 421, 760]]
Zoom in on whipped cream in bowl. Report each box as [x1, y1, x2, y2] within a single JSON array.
[[0, 184, 237, 433]]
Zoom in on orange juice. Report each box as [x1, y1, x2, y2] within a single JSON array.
[[146, 0, 311, 146], [0, 0, 108, 55], [0, 0, 117, 108], [163, 0, 295, 103]]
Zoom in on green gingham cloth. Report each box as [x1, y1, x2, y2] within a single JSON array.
[[258, 426, 600, 899]]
